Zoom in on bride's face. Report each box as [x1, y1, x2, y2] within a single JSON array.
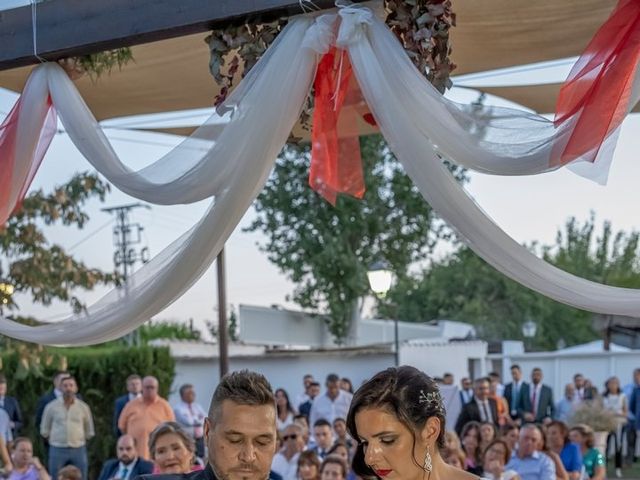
[[355, 407, 428, 480]]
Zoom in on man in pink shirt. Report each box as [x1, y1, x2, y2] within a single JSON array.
[[118, 376, 175, 459]]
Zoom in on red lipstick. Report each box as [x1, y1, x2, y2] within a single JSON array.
[[375, 470, 392, 477]]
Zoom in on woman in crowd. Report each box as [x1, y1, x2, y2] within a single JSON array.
[[276, 388, 297, 431], [534, 424, 568, 480], [149, 422, 201, 474], [340, 378, 354, 394], [460, 422, 483, 475], [480, 422, 498, 453], [444, 431, 462, 452], [319, 456, 348, 480], [602, 376, 627, 478], [569, 425, 605, 480], [7, 438, 49, 480], [480, 439, 520, 480], [441, 448, 466, 470], [346, 366, 479, 480], [297, 450, 321, 480], [326, 442, 355, 480], [546, 421, 582, 480], [500, 425, 519, 453]]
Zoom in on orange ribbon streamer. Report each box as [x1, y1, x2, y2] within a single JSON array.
[[309, 47, 365, 205], [553, 0, 640, 166]]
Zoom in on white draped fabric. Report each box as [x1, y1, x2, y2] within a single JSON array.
[[1, 3, 640, 345]]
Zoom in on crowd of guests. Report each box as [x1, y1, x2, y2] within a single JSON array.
[[0, 365, 638, 480], [438, 366, 640, 479], [0, 371, 208, 480]]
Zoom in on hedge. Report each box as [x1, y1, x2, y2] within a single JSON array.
[[0, 345, 175, 480]]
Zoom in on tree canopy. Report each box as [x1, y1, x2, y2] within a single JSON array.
[[246, 135, 466, 342]]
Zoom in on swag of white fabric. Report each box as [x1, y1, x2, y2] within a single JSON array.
[[1, 4, 640, 345]]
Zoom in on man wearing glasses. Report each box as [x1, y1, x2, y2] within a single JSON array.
[[271, 424, 305, 480]]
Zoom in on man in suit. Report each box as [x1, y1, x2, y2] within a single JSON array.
[[523, 367, 555, 424], [0, 373, 23, 437], [98, 434, 153, 480], [113, 374, 142, 437], [504, 364, 529, 424], [137, 369, 279, 480], [459, 377, 474, 405], [455, 377, 499, 436]]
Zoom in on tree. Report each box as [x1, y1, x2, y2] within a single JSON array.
[[379, 215, 640, 350], [246, 135, 466, 342], [0, 172, 118, 318]]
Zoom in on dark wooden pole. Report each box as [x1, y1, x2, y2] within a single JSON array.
[[217, 247, 229, 377], [0, 0, 367, 71]]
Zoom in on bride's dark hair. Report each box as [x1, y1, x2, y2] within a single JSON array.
[[346, 366, 446, 478]]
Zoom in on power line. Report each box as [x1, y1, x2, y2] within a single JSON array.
[[67, 218, 114, 252]]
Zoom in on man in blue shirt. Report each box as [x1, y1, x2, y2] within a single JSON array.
[[507, 424, 556, 480]]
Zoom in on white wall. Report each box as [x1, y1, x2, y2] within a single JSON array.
[[169, 351, 394, 408]]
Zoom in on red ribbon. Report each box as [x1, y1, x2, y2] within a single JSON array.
[[0, 95, 57, 225], [309, 47, 365, 205], [553, 0, 640, 166]]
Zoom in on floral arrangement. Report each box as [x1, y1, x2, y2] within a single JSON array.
[[205, 0, 455, 113], [58, 48, 134, 80], [569, 400, 618, 432]]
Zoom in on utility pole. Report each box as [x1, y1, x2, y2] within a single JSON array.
[[102, 203, 151, 345], [217, 247, 229, 377]]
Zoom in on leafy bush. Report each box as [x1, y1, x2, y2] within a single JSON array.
[[0, 346, 175, 480]]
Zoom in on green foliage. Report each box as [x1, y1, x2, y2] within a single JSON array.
[[138, 320, 201, 343], [246, 135, 466, 341], [75, 48, 134, 79], [0, 172, 117, 314], [380, 215, 640, 350], [0, 346, 175, 480]]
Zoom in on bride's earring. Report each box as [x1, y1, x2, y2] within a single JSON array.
[[423, 446, 433, 472]]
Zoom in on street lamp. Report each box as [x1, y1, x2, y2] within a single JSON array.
[[521, 317, 537, 351], [367, 261, 399, 366]]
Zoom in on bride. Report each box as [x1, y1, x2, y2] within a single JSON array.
[[346, 366, 478, 480]]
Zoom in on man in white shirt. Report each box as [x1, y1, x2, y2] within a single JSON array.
[[294, 374, 314, 410], [173, 383, 207, 459], [97, 434, 154, 480], [309, 374, 352, 428], [271, 424, 305, 480]]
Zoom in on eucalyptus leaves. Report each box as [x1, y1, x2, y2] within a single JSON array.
[[205, 0, 455, 105]]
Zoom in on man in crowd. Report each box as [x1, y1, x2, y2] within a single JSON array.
[[309, 374, 352, 427], [271, 423, 305, 480], [113, 374, 142, 437], [624, 368, 640, 462], [36, 371, 71, 444], [524, 367, 554, 423], [504, 364, 528, 424], [506, 424, 556, 480], [455, 377, 499, 436], [311, 419, 334, 460], [572, 373, 592, 403], [298, 382, 320, 419], [442, 373, 454, 385], [97, 434, 153, 480], [459, 377, 474, 405], [118, 375, 175, 459], [0, 373, 23, 437], [488, 371, 504, 397], [332, 417, 352, 449], [554, 383, 577, 423], [41, 376, 94, 480], [173, 383, 207, 459], [295, 375, 314, 409]]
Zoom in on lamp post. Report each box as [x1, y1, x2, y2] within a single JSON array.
[[367, 261, 398, 366], [521, 317, 537, 351]]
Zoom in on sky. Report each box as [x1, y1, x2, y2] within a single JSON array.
[[2, 2, 640, 339]]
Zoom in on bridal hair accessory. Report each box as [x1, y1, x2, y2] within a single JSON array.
[[418, 390, 444, 415]]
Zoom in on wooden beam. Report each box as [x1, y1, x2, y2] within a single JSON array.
[[0, 0, 367, 71]]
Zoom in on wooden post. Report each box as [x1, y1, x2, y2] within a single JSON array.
[[217, 247, 229, 377]]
